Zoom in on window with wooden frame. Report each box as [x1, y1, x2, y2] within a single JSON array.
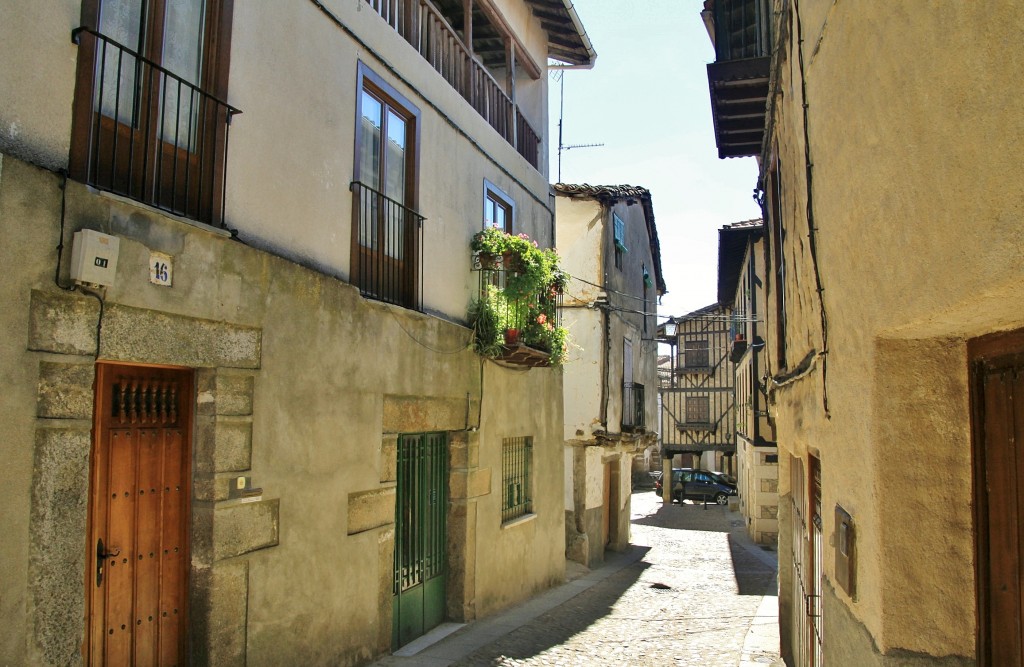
[[686, 396, 710, 424], [70, 0, 236, 226], [501, 436, 533, 523], [483, 180, 514, 233], [352, 63, 423, 309], [684, 339, 710, 368], [613, 213, 628, 270]]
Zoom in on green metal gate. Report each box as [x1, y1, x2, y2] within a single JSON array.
[[393, 432, 448, 649]]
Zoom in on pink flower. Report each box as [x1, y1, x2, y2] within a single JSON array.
[[537, 314, 547, 325]]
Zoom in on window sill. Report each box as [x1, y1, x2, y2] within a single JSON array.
[[91, 186, 233, 238], [500, 513, 536, 530]]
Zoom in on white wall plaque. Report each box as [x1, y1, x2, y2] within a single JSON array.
[[149, 252, 173, 287]]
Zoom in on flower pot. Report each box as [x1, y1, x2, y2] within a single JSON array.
[[477, 252, 498, 270], [504, 328, 520, 346], [502, 251, 525, 274]]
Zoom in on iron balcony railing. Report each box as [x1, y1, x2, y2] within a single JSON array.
[[70, 27, 241, 227], [622, 382, 646, 431], [477, 267, 563, 348], [366, 0, 541, 169], [351, 181, 426, 310]]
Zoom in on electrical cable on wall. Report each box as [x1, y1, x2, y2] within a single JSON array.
[[53, 169, 105, 358]]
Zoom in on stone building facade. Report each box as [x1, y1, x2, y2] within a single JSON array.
[[0, 1, 594, 664], [553, 184, 664, 567], [718, 219, 778, 546], [703, 0, 1024, 665]]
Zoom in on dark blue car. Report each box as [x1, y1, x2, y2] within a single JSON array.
[[669, 468, 737, 505]]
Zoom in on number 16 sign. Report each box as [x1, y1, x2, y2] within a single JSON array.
[[149, 252, 173, 287]]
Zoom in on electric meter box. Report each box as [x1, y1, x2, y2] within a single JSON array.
[[70, 229, 120, 287]]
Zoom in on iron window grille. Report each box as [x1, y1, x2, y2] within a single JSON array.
[[501, 436, 533, 523]]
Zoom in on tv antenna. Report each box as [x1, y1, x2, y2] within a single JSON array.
[[555, 72, 603, 182]]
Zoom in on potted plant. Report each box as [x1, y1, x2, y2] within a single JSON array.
[[471, 227, 509, 269], [469, 232, 571, 365]]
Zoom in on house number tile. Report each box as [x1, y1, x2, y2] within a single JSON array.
[[149, 252, 173, 287]]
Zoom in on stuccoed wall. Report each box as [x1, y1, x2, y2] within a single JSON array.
[[0, 0, 555, 325], [767, 0, 1024, 663], [0, 2, 78, 170], [0, 155, 566, 666], [472, 363, 566, 618], [556, 195, 605, 440]]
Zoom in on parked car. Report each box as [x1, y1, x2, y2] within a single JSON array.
[[666, 468, 737, 505], [708, 470, 737, 486]]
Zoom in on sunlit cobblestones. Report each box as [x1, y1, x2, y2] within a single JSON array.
[[447, 492, 779, 667]]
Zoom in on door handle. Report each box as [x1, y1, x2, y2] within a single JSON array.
[[96, 538, 121, 587]]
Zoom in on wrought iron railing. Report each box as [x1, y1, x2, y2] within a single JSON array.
[[70, 27, 241, 227], [476, 267, 562, 350], [366, 0, 541, 169], [622, 382, 645, 430], [351, 181, 426, 310]]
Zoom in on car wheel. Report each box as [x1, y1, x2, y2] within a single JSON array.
[[715, 493, 729, 505]]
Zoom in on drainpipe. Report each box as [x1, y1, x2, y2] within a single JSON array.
[[749, 241, 761, 445]]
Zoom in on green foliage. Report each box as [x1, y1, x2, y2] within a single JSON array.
[[469, 231, 571, 366], [468, 288, 503, 357]]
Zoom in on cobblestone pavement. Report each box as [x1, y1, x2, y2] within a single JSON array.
[[373, 491, 782, 667]]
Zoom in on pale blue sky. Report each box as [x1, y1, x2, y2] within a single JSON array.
[[549, 0, 762, 319]]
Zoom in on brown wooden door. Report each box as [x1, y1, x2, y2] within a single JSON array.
[[88, 363, 193, 667], [973, 339, 1024, 667], [602, 462, 612, 547]]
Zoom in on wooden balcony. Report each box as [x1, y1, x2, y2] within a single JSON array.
[[706, 0, 771, 158], [366, 0, 541, 169]]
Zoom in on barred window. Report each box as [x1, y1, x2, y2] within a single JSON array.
[[501, 436, 533, 522]]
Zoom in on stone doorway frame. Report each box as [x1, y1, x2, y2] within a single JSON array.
[[27, 290, 276, 667]]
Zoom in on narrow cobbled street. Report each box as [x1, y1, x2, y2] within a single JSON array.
[[374, 491, 782, 667]]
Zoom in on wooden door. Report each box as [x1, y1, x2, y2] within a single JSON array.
[[972, 337, 1024, 666], [606, 462, 620, 548], [602, 463, 612, 546], [88, 363, 193, 667], [808, 456, 823, 667], [789, 458, 808, 667]]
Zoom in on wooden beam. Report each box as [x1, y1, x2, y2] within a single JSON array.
[[474, 0, 542, 79]]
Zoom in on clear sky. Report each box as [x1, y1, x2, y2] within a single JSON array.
[[548, 0, 762, 321]]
